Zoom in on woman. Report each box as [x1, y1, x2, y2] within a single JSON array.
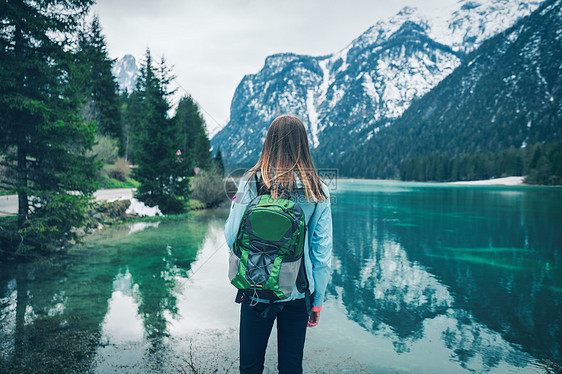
[[224, 114, 333, 374]]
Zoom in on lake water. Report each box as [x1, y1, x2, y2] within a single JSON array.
[[1, 181, 561, 373]]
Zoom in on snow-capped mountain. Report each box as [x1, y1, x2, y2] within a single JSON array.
[[112, 54, 140, 93], [211, 0, 544, 167], [345, 0, 562, 178], [429, 0, 545, 53]]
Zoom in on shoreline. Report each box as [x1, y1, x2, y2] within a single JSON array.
[[446, 176, 525, 186], [0, 176, 544, 219], [0, 190, 209, 260], [337, 176, 526, 186]]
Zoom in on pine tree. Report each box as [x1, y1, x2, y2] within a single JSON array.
[[173, 95, 211, 171], [214, 147, 225, 176], [0, 0, 98, 251], [122, 91, 143, 163], [131, 50, 190, 214], [76, 15, 123, 151]]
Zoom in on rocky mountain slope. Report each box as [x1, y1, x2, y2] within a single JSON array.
[[211, 0, 544, 168], [112, 54, 140, 93], [342, 0, 561, 178]]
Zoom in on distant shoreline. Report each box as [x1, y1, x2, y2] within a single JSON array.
[[446, 176, 524, 186], [336, 176, 526, 186]]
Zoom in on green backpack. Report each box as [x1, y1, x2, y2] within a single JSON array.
[[228, 177, 313, 308]]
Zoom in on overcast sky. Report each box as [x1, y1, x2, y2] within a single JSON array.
[[92, 0, 460, 136]]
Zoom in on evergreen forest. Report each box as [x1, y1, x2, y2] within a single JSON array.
[[0, 1, 218, 254]]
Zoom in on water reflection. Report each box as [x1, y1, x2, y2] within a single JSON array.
[[0, 213, 213, 373], [100, 270, 144, 343], [1, 184, 560, 373], [332, 237, 453, 338], [330, 182, 562, 370], [128, 221, 160, 235], [0, 279, 16, 363], [91, 211, 237, 373], [166, 221, 240, 334]]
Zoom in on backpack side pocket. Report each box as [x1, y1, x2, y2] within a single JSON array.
[[278, 257, 302, 298], [228, 250, 241, 282]]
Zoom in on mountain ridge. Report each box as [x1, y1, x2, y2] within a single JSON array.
[[340, 0, 562, 178], [112, 54, 140, 93], [211, 0, 544, 169]]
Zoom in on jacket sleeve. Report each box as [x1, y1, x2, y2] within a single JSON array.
[[308, 191, 333, 308], [224, 174, 254, 249]]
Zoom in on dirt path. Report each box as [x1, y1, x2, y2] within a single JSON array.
[[0, 188, 135, 217]]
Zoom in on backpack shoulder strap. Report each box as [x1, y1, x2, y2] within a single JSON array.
[[298, 200, 318, 317]]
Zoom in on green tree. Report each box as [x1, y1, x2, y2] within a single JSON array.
[[122, 91, 143, 163], [76, 15, 123, 151], [173, 95, 211, 171], [131, 50, 190, 214], [0, 0, 98, 251], [213, 147, 225, 176]]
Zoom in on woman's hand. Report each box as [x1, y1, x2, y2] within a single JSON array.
[[307, 310, 320, 327]]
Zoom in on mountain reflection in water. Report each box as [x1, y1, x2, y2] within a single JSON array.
[[328, 181, 561, 372]]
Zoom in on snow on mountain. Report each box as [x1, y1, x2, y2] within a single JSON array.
[[112, 54, 140, 93], [211, 0, 544, 167], [435, 0, 544, 53], [348, 0, 562, 179]]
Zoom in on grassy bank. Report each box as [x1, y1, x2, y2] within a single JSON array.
[[98, 162, 139, 189]]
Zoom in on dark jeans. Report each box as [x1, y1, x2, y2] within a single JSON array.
[[239, 297, 309, 374]]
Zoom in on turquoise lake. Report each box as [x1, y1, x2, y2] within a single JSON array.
[[0, 180, 561, 373]]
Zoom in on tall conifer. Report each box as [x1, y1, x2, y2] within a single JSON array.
[[132, 50, 190, 213], [174, 95, 211, 171], [76, 15, 123, 151], [214, 147, 225, 176], [0, 0, 98, 250]]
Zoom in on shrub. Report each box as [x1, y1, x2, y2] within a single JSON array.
[[108, 158, 130, 182], [155, 195, 185, 215], [190, 168, 229, 208], [135, 192, 185, 215], [17, 192, 90, 252], [91, 135, 119, 164]]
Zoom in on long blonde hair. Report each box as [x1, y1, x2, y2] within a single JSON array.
[[248, 114, 327, 202]]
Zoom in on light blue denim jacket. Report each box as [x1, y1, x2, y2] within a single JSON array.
[[224, 172, 333, 308]]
